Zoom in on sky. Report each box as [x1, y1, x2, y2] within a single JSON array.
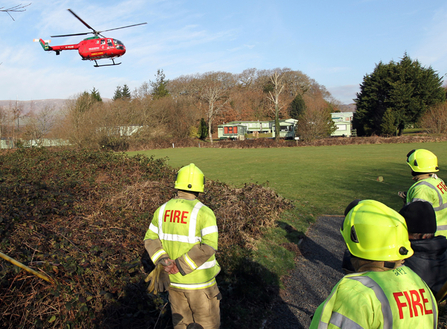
[[1, 0, 447, 105]]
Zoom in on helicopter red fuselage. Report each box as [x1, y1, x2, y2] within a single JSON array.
[[47, 36, 126, 61]]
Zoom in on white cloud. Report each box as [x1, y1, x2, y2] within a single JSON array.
[[327, 85, 359, 105]]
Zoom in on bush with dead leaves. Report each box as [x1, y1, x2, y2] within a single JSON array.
[[0, 147, 292, 328]]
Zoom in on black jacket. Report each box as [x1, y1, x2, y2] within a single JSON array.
[[404, 236, 447, 296]]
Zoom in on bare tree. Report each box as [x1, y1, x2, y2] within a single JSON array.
[[296, 95, 336, 141], [282, 69, 312, 97], [1, 3, 31, 21], [237, 68, 258, 88], [0, 106, 7, 139], [58, 93, 100, 148], [266, 71, 285, 141], [421, 102, 447, 134], [133, 81, 150, 99], [190, 72, 233, 143], [22, 106, 56, 145], [11, 102, 25, 147]]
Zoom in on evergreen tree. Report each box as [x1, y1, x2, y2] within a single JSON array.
[[113, 86, 123, 101], [380, 108, 396, 136], [354, 53, 445, 136], [90, 87, 102, 102], [76, 92, 96, 113], [198, 118, 208, 140], [150, 69, 170, 99], [289, 94, 306, 119], [122, 84, 131, 100]]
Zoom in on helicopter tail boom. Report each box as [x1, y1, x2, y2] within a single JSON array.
[[34, 38, 80, 56]]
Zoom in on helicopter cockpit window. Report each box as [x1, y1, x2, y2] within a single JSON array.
[[114, 39, 124, 50], [107, 39, 113, 47]]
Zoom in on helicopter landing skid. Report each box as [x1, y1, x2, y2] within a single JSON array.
[[93, 59, 121, 67]]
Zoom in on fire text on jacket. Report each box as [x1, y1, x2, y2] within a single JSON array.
[[437, 181, 447, 194], [393, 289, 433, 319], [164, 210, 189, 224]]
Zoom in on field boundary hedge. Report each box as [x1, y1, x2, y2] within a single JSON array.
[[127, 134, 447, 151]]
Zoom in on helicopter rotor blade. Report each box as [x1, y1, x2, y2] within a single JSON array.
[[51, 32, 93, 38], [50, 10, 146, 39], [67, 9, 99, 34], [98, 22, 147, 34]]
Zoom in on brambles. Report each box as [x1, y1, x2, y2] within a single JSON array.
[[0, 148, 174, 328], [204, 181, 293, 249], [0, 147, 292, 328]]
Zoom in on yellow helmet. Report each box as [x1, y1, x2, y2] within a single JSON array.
[[406, 149, 439, 173], [174, 163, 205, 193], [341, 200, 413, 261]]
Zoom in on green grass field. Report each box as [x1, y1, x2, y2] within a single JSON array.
[[129, 141, 447, 215], [128, 141, 447, 280]]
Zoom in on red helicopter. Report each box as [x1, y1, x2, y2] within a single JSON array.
[[34, 9, 146, 67]]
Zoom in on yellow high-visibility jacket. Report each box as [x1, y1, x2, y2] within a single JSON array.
[[310, 266, 437, 329], [407, 176, 447, 236], [144, 198, 220, 290]]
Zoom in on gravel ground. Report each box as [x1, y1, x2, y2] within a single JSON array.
[[264, 215, 447, 329], [264, 215, 347, 329]]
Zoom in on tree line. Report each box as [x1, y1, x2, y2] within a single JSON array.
[[48, 67, 338, 148], [1, 55, 446, 150]]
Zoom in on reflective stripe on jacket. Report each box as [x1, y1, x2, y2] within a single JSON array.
[[310, 266, 438, 329], [144, 198, 220, 287], [406, 176, 447, 236]]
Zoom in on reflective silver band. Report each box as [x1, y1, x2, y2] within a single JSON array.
[[330, 312, 363, 329], [412, 181, 447, 211], [347, 276, 393, 329]]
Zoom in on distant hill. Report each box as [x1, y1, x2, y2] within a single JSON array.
[[0, 99, 67, 114], [0, 99, 355, 115], [338, 103, 356, 112], [0, 98, 112, 114]]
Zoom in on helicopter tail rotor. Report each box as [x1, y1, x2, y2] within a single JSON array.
[[33, 38, 51, 51], [33, 39, 51, 43]]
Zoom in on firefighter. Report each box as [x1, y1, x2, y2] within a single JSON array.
[[399, 201, 447, 297], [402, 149, 447, 236], [144, 163, 221, 329], [310, 200, 438, 328]]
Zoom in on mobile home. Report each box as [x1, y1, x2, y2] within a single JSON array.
[[331, 112, 354, 137], [218, 119, 298, 140]]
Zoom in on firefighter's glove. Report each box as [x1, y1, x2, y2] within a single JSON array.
[[145, 264, 170, 294]]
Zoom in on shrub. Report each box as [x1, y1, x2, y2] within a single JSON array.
[[0, 147, 292, 328], [98, 136, 130, 151], [421, 102, 447, 134]]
